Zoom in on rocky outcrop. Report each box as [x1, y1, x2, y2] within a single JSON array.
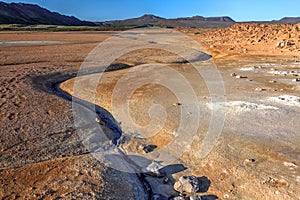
[[174, 176, 201, 194], [189, 23, 300, 55]]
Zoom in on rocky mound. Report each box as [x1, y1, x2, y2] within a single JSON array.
[[188, 23, 300, 56], [211, 23, 299, 46]]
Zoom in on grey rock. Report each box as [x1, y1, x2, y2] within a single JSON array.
[[200, 195, 219, 200], [189, 195, 202, 200], [143, 161, 166, 177], [152, 194, 168, 200], [146, 176, 178, 197], [174, 176, 200, 194], [171, 196, 189, 200], [143, 144, 157, 153]]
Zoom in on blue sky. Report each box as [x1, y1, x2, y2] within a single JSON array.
[[2, 0, 300, 22]]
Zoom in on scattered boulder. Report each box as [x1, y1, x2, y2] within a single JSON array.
[[174, 176, 200, 194]]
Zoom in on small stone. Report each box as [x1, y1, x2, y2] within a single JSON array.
[[244, 158, 256, 164], [292, 78, 300, 82], [174, 176, 200, 194], [276, 40, 286, 48], [255, 87, 266, 92], [95, 118, 105, 125], [275, 191, 281, 195], [263, 177, 289, 187], [163, 177, 169, 184], [138, 144, 146, 151], [171, 196, 189, 200], [173, 103, 182, 107], [269, 80, 277, 83], [139, 144, 157, 153], [189, 195, 201, 200], [235, 75, 248, 79], [287, 40, 295, 46], [283, 162, 297, 168], [230, 73, 237, 77], [223, 194, 229, 199]]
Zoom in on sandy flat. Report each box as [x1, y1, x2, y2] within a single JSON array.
[[0, 28, 299, 199]]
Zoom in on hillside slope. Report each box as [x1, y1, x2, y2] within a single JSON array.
[[104, 14, 235, 28], [0, 2, 95, 26]]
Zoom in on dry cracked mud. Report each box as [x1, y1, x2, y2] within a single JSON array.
[[0, 27, 299, 199]]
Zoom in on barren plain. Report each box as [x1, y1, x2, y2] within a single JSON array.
[[0, 23, 300, 199]]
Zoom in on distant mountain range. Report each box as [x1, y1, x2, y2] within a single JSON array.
[[0, 2, 299, 28], [103, 14, 235, 28], [0, 2, 95, 26], [273, 17, 300, 24]]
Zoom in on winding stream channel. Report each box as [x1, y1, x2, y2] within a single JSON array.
[[49, 76, 153, 199]]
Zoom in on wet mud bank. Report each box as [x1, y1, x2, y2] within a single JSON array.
[[31, 72, 154, 199]]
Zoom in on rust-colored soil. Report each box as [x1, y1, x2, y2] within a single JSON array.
[[0, 25, 299, 199]]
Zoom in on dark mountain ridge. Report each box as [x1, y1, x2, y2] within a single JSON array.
[[0, 2, 95, 26], [275, 17, 300, 24], [103, 14, 236, 28]]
